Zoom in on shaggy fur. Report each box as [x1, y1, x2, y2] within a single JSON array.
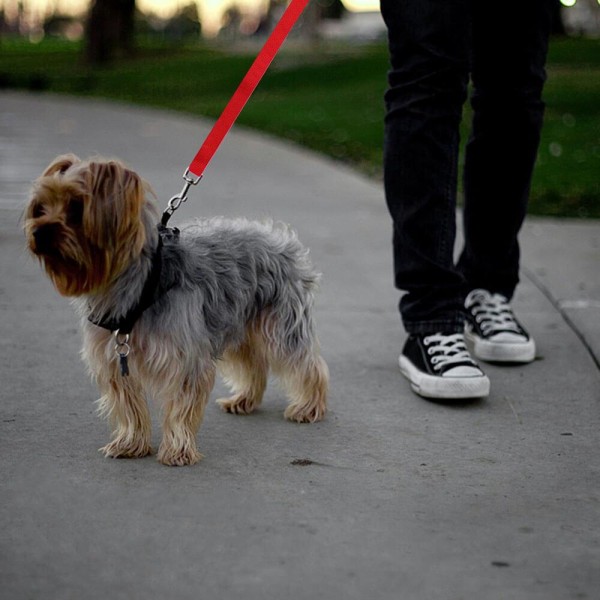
[[24, 154, 328, 466]]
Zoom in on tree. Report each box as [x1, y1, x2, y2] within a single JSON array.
[[86, 0, 136, 65]]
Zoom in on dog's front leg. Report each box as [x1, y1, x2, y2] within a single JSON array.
[[156, 367, 215, 467], [97, 374, 153, 459], [84, 326, 152, 459]]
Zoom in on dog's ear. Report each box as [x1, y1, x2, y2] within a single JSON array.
[[83, 160, 147, 255], [42, 154, 81, 177]]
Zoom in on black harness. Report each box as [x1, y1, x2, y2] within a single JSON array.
[[88, 224, 179, 375]]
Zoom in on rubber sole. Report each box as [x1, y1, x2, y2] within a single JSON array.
[[399, 355, 490, 400], [465, 329, 536, 363]]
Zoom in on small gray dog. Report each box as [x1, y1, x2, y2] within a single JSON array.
[[24, 155, 328, 466]]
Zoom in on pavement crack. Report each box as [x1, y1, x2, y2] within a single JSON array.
[[503, 396, 522, 424]]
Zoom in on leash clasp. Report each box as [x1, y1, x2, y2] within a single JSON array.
[[162, 169, 202, 226]]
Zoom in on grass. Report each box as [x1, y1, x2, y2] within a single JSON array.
[[0, 35, 598, 218]]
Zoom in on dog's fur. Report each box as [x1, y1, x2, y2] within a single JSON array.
[[24, 154, 328, 466]]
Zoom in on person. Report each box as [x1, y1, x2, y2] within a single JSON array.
[[380, 0, 554, 400]]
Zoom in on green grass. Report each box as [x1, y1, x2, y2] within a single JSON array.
[[0, 36, 598, 218]]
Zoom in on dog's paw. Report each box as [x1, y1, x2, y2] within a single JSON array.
[[100, 437, 153, 459], [216, 394, 259, 415], [157, 444, 203, 467], [284, 403, 327, 424]]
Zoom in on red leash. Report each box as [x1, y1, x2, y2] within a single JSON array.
[[163, 0, 310, 224]]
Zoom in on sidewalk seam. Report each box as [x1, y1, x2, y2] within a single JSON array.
[[522, 266, 600, 372]]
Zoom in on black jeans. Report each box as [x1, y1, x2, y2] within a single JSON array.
[[381, 0, 553, 334]]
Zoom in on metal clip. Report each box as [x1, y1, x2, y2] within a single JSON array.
[[114, 330, 131, 376], [164, 169, 202, 220]]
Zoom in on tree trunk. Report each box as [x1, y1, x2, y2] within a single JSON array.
[[86, 0, 136, 65]]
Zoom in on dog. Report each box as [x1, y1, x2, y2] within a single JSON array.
[[24, 154, 328, 466]]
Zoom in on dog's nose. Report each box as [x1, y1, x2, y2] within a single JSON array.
[[32, 223, 60, 254]]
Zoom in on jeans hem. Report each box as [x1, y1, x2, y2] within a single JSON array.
[[403, 316, 465, 335]]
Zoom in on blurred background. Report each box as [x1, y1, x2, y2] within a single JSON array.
[[0, 0, 599, 217], [2, 0, 384, 42]]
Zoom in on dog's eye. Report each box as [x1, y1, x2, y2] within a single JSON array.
[[66, 198, 84, 226], [31, 203, 45, 219]]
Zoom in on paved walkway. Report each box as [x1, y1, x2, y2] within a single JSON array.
[[1, 91, 599, 600]]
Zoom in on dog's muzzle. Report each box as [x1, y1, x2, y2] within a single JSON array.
[[32, 223, 61, 255]]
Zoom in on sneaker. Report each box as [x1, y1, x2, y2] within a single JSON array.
[[399, 333, 490, 399], [464, 289, 536, 363]]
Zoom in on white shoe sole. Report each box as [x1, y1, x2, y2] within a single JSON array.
[[399, 356, 490, 400], [465, 330, 536, 363]]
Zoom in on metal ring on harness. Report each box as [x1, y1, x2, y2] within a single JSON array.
[[114, 331, 131, 358]]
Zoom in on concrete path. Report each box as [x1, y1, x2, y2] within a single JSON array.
[[1, 91, 598, 600]]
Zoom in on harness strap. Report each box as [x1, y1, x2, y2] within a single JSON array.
[[88, 232, 165, 334], [88, 227, 179, 375]]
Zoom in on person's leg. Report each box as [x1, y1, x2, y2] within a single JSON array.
[[382, 0, 489, 399], [381, 0, 471, 335], [457, 0, 553, 364], [457, 0, 553, 297]]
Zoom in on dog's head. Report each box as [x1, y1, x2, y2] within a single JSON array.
[[24, 154, 149, 296]]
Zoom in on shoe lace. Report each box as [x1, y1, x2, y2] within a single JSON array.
[[467, 291, 522, 335], [423, 333, 475, 372]]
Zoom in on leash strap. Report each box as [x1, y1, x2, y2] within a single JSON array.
[[188, 0, 310, 179], [162, 0, 310, 226]]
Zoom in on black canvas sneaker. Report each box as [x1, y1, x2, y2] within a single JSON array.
[[464, 289, 536, 363], [399, 333, 490, 399]]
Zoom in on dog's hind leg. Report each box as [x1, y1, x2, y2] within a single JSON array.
[[259, 304, 328, 423], [279, 350, 329, 423], [217, 330, 268, 415]]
